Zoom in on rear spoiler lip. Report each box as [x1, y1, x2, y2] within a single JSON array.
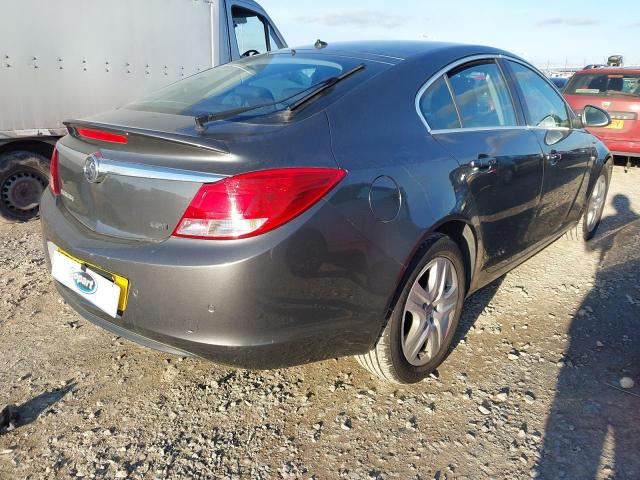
[[63, 119, 230, 154]]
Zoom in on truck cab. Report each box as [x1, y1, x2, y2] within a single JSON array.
[[0, 0, 286, 222]]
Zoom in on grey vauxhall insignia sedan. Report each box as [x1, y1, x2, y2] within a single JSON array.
[[41, 41, 613, 384]]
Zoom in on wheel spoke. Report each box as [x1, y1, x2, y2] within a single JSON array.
[[408, 282, 431, 308], [425, 320, 441, 359], [425, 260, 440, 302], [436, 259, 449, 301], [404, 319, 431, 363], [405, 300, 426, 325], [427, 258, 448, 303], [432, 296, 456, 342]]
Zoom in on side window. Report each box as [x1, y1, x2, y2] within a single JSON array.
[[508, 61, 570, 128], [419, 76, 461, 130], [447, 62, 518, 128], [232, 7, 268, 56]]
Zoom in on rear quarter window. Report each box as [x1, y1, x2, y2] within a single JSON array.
[[418, 76, 461, 130]]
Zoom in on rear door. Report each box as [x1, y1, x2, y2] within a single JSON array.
[[226, 1, 286, 60], [419, 59, 544, 273], [505, 60, 593, 236]]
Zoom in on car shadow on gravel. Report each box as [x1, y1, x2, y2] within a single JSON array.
[[0, 383, 75, 435], [451, 276, 505, 353], [536, 196, 640, 479]]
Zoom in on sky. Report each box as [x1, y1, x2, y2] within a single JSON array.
[[259, 0, 640, 68]]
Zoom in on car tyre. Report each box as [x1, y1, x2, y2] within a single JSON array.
[[356, 234, 466, 384], [0, 151, 50, 223], [565, 164, 610, 242]]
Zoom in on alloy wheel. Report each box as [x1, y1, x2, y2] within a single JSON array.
[[401, 257, 459, 366], [586, 174, 606, 232]]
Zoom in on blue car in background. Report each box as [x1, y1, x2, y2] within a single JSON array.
[[549, 76, 569, 91]]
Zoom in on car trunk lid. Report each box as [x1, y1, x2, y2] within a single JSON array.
[[56, 117, 232, 242], [55, 106, 338, 242]]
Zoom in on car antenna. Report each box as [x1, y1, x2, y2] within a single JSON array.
[[315, 39, 328, 49]]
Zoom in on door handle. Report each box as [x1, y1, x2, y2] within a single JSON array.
[[545, 151, 562, 164], [470, 156, 497, 171]]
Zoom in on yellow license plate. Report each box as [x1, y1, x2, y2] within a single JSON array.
[[56, 247, 130, 312], [605, 119, 624, 129]]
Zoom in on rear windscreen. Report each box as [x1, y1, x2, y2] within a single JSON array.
[[565, 72, 640, 98], [126, 53, 372, 118]]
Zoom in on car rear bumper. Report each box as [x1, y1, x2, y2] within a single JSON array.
[[40, 190, 399, 369], [598, 139, 640, 157]]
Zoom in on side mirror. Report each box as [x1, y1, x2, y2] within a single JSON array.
[[582, 105, 611, 128]]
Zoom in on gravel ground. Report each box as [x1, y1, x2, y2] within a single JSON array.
[[0, 164, 638, 480]]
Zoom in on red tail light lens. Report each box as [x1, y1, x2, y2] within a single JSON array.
[[49, 147, 61, 196], [173, 168, 347, 240], [77, 128, 128, 144]]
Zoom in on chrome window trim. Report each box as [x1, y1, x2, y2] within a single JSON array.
[[56, 142, 226, 184], [442, 74, 463, 128], [415, 53, 576, 133], [429, 126, 530, 135]]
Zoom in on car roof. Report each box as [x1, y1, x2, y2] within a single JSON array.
[[287, 40, 517, 65], [577, 67, 640, 75]]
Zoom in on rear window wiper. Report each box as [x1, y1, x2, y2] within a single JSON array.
[[195, 102, 280, 133], [287, 63, 365, 112], [194, 90, 307, 133], [194, 86, 318, 132], [194, 63, 366, 133]]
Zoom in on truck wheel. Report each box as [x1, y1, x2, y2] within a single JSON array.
[[0, 151, 50, 223], [356, 234, 466, 384]]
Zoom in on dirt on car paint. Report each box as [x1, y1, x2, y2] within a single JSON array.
[[0, 164, 638, 479]]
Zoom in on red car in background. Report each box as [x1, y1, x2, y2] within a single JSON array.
[[564, 68, 640, 160]]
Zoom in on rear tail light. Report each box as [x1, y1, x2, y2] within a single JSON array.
[[77, 128, 128, 144], [49, 147, 61, 196], [173, 168, 347, 240]]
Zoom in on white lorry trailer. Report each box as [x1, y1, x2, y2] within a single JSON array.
[[0, 0, 286, 221]]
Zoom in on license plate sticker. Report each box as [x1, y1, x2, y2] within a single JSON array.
[[51, 249, 121, 318], [605, 119, 624, 129]]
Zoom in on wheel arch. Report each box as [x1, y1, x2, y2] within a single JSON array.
[[0, 138, 56, 160], [384, 216, 480, 320], [434, 218, 477, 294]]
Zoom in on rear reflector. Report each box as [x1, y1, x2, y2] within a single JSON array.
[[173, 168, 347, 240], [77, 128, 128, 144], [50, 147, 61, 196]]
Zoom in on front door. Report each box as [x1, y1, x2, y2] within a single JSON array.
[[505, 61, 591, 237]]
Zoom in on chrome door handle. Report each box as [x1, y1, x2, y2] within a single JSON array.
[[545, 152, 562, 164], [470, 156, 497, 171]]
